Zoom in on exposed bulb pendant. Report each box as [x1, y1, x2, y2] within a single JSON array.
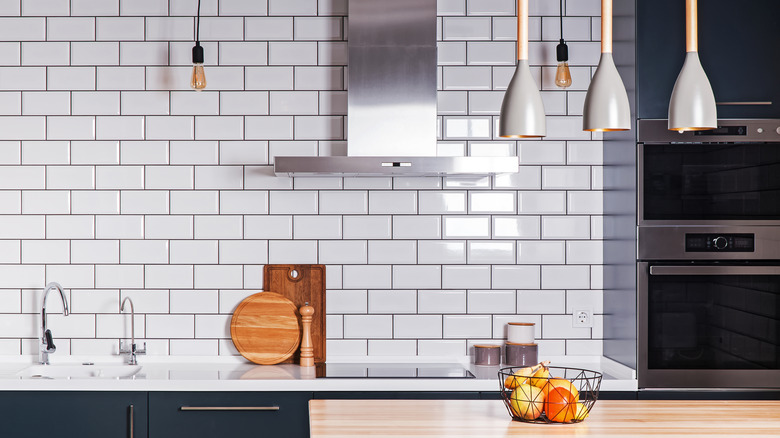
[[582, 0, 630, 131], [498, 0, 546, 138], [191, 0, 206, 91], [555, 39, 572, 88], [668, 0, 716, 132], [554, 0, 572, 89]]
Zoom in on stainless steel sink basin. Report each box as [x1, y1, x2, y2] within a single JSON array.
[[16, 364, 142, 379]]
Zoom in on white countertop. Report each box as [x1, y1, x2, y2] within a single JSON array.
[[0, 355, 638, 392]]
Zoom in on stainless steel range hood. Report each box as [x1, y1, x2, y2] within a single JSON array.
[[273, 0, 518, 177]]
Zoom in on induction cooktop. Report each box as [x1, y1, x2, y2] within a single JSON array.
[[320, 363, 475, 379]]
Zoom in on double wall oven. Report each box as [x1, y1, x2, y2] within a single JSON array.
[[638, 119, 780, 389]]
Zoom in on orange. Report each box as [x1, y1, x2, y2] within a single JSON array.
[[544, 386, 577, 423], [541, 378, 580, 401]]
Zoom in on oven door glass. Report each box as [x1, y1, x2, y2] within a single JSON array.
[[642, 143, 780, 221], [647, 265, 779, 370]]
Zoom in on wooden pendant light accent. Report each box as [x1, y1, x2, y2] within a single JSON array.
[[686, 0, 698, 52], [601, 0, 613, 53], [516, 0, 529, 60]]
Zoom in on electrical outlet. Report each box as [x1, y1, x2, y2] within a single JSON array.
[[573, 309, 593, 328]]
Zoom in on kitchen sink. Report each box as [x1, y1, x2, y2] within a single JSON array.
[[16, 364, 142, 379]]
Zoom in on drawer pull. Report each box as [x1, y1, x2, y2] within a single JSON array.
[[180, 406, 280, 411]]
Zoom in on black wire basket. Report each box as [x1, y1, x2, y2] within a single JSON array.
[[498, 366, 602, 424]]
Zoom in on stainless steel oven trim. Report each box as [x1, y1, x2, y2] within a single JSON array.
[[638, 261, 780, 389], [638, 225, 780, 260], [649, 265, 780, 275]]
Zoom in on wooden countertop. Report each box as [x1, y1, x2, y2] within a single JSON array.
[[309, 399, 780, 437]]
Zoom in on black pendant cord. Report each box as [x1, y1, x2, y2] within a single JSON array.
[[195, 0, 201, 43], [192, 0, 204, 64], [556, 0, 568, 63]]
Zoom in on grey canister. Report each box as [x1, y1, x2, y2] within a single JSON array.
[[473, 344, 501, 366], [505, 342, 538, 367]]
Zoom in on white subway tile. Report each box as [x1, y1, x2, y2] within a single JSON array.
[[566, 240, 603, 264], [120, 190, 169, 214], [343, 315, 392, 339], [120, 289, 169, 314], [393, 216, 441, 239], [70, 289, 119, 314], [442, 66, 492, 90], [468, 191, 515, 213], [120, 0, 167, 16], [0, 314, 37, 338], [419, 192, 466, 214], [0, 116, 45, 139], [145, 166, 193, 189], [72, 0, 118, 16], [45, 314, 95, 338], [47, 17, 95, 41], [120, 141, 168, 164], [342, 265, 391, 289], [442, 265, 490, 289], [0, 141, 20, 164], [293, 215, 341, 239], [47, 116, 96, 140], [392, 265, 441, 289], [326, 340, 366, 356], [195, 166, 243, 189], [144, 17, 193, 41], [72, 92, 120, 116], [194, 215, 242, 239], [567, 191, 602, 214], [46, 265, 94, 288], [439, 41, 467, 65], [0, 92, 21, 115], [437, 91, 467, 115], [367, 340, 417, 357], [21, 42, 68, 66], [517, 290, 566, 314], [97, 17, 144, 41], [327, 289, 367, 314], [46, 215, 94, 239], [147, 315, 194, 339], [443, 17, 491, 40], [518, 191, 566, 214], [418, 290, 466, 314], [97, 116, 144, 140], [22, 190, 69, 214], [467, 290, 515, 314], [566, 290, 603, 314], [147, 116, 195, 141], [96, 215, 144, 239], [21, 140, 68, 164], [293, 116, 343, 140], [145, 265, 193, 289], [0, 191, 20, 214], [367, 240, 416, 265], [71, 190, 119, 214], [368, 290, 416, 314], [220, 0, 267, 15], [218, 240, 268, 264], [443, 315, 491, 338], [172, 141, 218, 165], [492, 216, 540, 239], [0, 17, 44, 40], [0, 166, 44, 188], [214, 191, 265, 215], [418, 241, 466, 264], [567, 141, 603, 165], [541, 265, 590, 290], [443, 117, 491, 139], [170, 240, 218, 264], [121, 91, 169, 115], [21, 240, 68, 264], [467, 241, 515, 264], [542, 216, 590, 239], [145, 215, 193, 239], [268, 0, 317, 16], [294, 17, 342, 40], [492, 265, 540, 289], [71, 240, 118, 264], [194, 315, 230, 339], [195, 265, 242, 289], [517, 240, 565, 264], [0, 67, 45, 92], [0, 216, 44, 238], [46, 67, 94, 91], [72, 42, 119, 66], [245, 116, 293, 140], [245, 215, 292, 239], [220, 92, 269, 116], [494, 167, 541, 189], [269, 190, 317, 214], [170, 92, 218, 116], [0, 290, 21, 313], [96, 165, 144, 189], [294, 66, 343, 90], [518, 141, 566, 164], [369, 191, 417, 215], [318, 191, 366, 214], [542, 315, 591, 339], [195, 116, 243, 141], [542, 166, 591, 189], [442, 216, 488, 238], [121, 240, 168, 264], [0, 241, 20, 264]]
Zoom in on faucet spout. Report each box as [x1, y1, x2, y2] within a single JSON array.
[[120, 297, 145, 365], [40, 282, 69, 365]]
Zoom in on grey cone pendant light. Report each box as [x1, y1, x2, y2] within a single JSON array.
[[583, 0, 630, 131], [668, 0, 716, 132], [499, 0, 545, 138]]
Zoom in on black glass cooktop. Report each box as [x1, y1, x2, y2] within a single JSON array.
[[320, 363, 475, 379]]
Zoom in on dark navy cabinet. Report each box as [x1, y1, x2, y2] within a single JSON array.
[[0, 391, 147, 438], [148, 392, 311, 438], [637, 0, 780, 119]]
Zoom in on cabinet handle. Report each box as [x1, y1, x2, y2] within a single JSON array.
[[180, 406, 280, 411], [129, 404, 134, 438]]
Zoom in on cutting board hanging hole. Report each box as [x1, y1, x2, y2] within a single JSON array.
[[289, 269, 300, 280]]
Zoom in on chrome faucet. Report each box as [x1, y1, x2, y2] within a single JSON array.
[[119, 297, 145, 365], [39, 282, 69, 365]]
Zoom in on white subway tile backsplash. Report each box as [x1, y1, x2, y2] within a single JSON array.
[[145, 216, 193, 239], [22, 190, 69, 214], [492, 265, 540, 289], [418, 241, 465, 264], [46, 215, 94, 239], [121, 240, 168, 264], [47, 116, 96, 141], [294, 215, 341, 239], [71, 240, 118, 264], [418, 290, 466, 314], [393, 216, 442, 239], [393, 265, 442, 289], [245, 215, 292, 239], [467, 241, 515, 264], [541, 265, 590, 289], [0, 216, 45, 238], [268, 240, 317, 263], [344, 315, 392, 339], [442, 265, 490, 289], [442, 216, 488, 238], [22, 140, 68, 164], [96, 215, 144, 239], [517, 290, 566, 314], [468, 191, 515, 213], [194, 215, 242, 239], [443, 315, 491, 338], [170, 240, 218, 264], [22, 240, 69, 264], [319, 240, 367, 264], [120, 190, 169, 214], [517, 240, 565, 264], [518, 191, 566, 214], [542, 216, 590, 239], [467, 289, 515, 314]]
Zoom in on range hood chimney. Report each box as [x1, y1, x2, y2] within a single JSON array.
[[273, 0, 519, 177]]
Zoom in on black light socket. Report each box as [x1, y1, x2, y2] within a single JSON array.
[[192, 42, 204, 64], [556, 39, 569, 62]]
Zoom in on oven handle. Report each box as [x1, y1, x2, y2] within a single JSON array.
[[649, 265, 780, 276]]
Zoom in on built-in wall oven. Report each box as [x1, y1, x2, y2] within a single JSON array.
[[637, 119, 780, 389]]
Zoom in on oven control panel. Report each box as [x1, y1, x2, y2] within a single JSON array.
[[685, 234, 755, 252]]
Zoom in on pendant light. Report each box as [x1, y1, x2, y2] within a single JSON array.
[[668, 0, 716, 132], [191, 0, 206, 91], [499, 0, 546, 138], [554, 0, 572, 89], [583, 0, 630, 131]]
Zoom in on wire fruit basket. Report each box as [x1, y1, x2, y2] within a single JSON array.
[[498, 365, 602, 424]]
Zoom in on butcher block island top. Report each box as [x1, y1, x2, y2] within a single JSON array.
[[309, 399, 780, 437]]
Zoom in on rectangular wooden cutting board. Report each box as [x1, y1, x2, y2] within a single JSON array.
[[263, 264, 326, 364]]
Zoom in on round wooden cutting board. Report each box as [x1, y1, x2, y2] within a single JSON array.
[[230, 292, 301, 365]]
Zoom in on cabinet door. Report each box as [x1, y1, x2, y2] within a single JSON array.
[[0, 391, 148, 438], [149, 392, 311, 438], [637, 0, 780, 119]]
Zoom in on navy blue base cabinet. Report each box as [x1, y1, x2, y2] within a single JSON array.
[[148, 392, 312, 438], [0, 391, 147, 438]]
